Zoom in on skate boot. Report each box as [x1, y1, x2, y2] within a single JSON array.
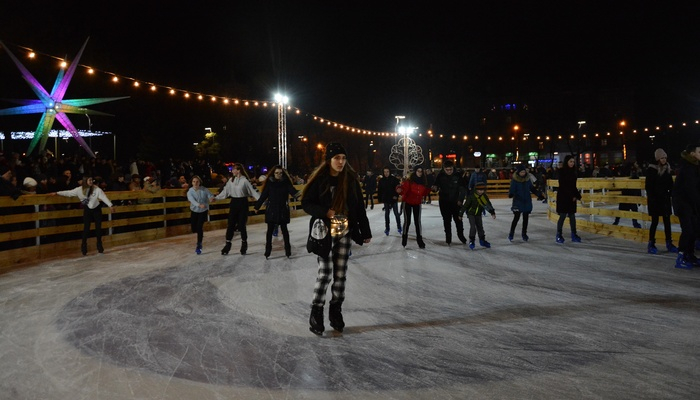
[[555, 233, 565, 244], [571, 233, 582, 243], [479, 239, 491, 248], [221, 241, 232, 255], [264, 243, 272, 259], [416, 236, 426, 249], [240, 240, 248, 255], [507, 232, 514, 242], [81, 242, 88, 256], [397, 226, 402, 234], [457, 232, 468, 244], [647, 241, 657, 254], [384, 228, 390, 236], [329, 303, 345, 332], [196, 242, 202, 255], [468, 240, 475, 250], [402, 234, 408, 247], [666, 240, 678, 253], [284, 243, 291, 258], [522, 233, 529, 242], [309, 306, 325, 335], [675, 253, 694, 270]]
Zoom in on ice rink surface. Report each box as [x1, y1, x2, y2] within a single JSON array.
[[1, 199, 698, 400]]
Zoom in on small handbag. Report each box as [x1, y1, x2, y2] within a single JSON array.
[[307, 217, 331, 257]]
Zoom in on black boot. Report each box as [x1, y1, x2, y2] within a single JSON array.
[[445, 232, 452, 245], [457, 232, 467, 244], [97, 241, 104, 254], [309, 306, 325, 335], [416, 235, 426, 249], [329, 303, 345, 332], [284, 243, 291, 258], [81, 242, 88, 256], [240, 240, 248, 255], [402, 234, 408, 247], [264, 242, 272, 258], [221, 241, 232, 255]]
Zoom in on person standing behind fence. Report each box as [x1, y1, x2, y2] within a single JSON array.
[[645, 148, 678, 255], [396, 165, 431, 249], [377, 166, 402, 236], [671, 144, 700, 269], [216, 163, 260, 255], [302, 142, 372, 335], [555, 155, 582, 244], [254, 165, 299, 259], [508, 164, 533, 242], [612, 162, 643, 228], [362, 169, 377, 210], [187, 175, 215, 255], [52, 176, 115, 255]]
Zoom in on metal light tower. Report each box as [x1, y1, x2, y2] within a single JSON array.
[[275, 94, 289, 168]]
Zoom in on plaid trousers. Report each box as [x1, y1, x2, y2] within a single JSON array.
[[311, 234, 352, 308]]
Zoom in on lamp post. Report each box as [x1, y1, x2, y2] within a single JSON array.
[[395, 115, 405, 176], [619, 120, 626, 161], [275, 94, 289, 169]]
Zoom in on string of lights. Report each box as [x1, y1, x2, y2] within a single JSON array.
[[3, 42, 699, 142]]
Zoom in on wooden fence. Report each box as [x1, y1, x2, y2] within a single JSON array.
[[0, 178, 677, 273]]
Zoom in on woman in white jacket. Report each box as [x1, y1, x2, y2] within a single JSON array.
[[215, 163, 260, 255], [52, 176, 115, 255]]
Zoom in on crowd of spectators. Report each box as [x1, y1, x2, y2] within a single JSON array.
[[0, 150, 308, 199]]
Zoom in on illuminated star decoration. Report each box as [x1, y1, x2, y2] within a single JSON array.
[[0, 38, 128, 157]]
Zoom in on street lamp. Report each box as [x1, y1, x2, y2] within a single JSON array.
[[395, 116, 405, 175], [275, 94, 289, 168], [619, 120, 626, 161]]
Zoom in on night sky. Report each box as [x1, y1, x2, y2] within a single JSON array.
[[1, 1, 698, 163]]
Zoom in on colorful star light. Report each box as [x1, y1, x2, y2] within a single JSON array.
[[0, 38, 128, 157]]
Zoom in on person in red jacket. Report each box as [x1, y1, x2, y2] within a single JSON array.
[[396, 165, 432, 248]]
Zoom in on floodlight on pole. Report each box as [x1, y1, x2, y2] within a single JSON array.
[[275, 94, 289, 168]]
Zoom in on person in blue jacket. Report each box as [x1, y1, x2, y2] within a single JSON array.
[[508, 164, 534, 242]]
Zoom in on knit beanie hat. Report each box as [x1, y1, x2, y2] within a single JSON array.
[[654, 148, 667, 160], [475, 181, 487, 190], [516, 164, 527, 173], [23, 177, 37, 187], [325, 142, 347, 160]]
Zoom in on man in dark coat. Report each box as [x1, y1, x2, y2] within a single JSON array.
[[376, 167, 401, 235], [362, 169, 377, 210], [431, 160, 468, 245]]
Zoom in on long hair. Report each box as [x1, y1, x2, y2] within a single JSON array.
[[302, 159, 359, 213], [231, 163, 250, 180], [260, 165, 293, 192], [81, 175, 93, 196]]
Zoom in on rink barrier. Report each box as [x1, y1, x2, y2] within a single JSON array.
[[545, 177, 680, 243], [1, 178, 677, 272], [0, 185, 305, 273]]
